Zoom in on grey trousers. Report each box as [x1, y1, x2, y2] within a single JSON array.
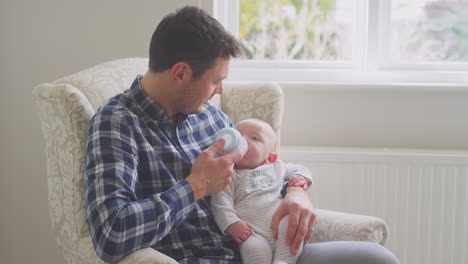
[[181, 241, 400, 263], [297, 241, 400, 264]]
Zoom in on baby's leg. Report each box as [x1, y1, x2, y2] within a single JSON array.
[[273, 216, 303, 264], [240, 231, 273, 264]]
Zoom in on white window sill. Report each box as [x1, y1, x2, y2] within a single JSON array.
[[228, 65, 468, 87]]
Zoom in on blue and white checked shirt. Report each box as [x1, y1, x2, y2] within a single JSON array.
[[85, 76, 241, 263]]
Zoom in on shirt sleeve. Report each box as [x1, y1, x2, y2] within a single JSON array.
[[84, 108, 196, 263], [210, 173, 242, 234], [283, 161, 313, 186]]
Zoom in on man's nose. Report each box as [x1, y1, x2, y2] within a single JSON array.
[[214, 83, 224, 95]]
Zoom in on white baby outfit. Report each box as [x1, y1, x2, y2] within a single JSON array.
[[211, 160, 312, 264]]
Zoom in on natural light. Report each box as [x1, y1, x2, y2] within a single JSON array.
[[214, 0, 468, 84]]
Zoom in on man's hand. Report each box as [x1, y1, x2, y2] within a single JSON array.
[[225, 221, 252, 244], [186, 138, 244, 200], [271, 187, 317, 256]]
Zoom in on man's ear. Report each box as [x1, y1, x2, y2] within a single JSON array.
[[170, 62, 191, 83], [265, 153, 278, 164]]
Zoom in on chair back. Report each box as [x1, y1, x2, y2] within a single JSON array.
[[33, 58, 283, 263]]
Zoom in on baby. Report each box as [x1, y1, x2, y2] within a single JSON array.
[[211, 119, 312, 264]]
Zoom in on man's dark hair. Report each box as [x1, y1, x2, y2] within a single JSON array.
[[149, 6, 241, 79]]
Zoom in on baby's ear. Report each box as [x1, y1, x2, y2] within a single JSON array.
[[265, 153, 278, 164]]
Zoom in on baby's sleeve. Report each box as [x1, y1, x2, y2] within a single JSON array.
[[211, 175, 242, 234]]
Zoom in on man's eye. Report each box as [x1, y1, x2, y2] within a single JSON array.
[[252, 136, 259, 141]]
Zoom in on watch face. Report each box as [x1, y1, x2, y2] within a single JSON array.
[[280, 180, 289, 197]]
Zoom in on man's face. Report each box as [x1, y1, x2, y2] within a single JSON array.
[[234, 120, 277, 170], [180, 57, 229, 115]]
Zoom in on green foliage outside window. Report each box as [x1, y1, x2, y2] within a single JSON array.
[[239, 0, 348, 60], [394, 1, 468, 62], [239, 0, 468, 62]]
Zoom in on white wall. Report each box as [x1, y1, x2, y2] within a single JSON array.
[[1, 0, 467, 263], [279, 83, 468, 149], [0, 1, 199, 263]]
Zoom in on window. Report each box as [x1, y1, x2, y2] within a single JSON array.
[[238, 0, 355, 61], [214, 0, 468, 84], [387, 0, 468, 63], [382, 0, 468, 70]]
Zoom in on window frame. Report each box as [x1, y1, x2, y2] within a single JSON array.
[[210, 0, 468, 84]]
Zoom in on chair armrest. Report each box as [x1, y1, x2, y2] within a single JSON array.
[[118, 248, 178, 264], [311, 209, 389, 245]]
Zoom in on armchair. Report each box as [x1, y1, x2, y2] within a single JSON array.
[[33, 58, 388, 264]]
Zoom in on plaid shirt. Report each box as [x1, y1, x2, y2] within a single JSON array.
[[85, 76, 241, 263]]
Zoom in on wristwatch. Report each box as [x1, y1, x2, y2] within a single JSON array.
[[280, 180, 289, 198]]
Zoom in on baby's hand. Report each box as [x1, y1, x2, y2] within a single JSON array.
[[225, 221, 252, 244], [288, 174, 309, 190]]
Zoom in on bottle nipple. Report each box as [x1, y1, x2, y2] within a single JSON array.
[[215, 128, 248, 154]]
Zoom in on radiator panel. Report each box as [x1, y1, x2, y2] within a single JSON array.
[[281, 147, 468, 264]]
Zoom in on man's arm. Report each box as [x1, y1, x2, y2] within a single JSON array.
[[85, 111, 197, 263], [85, 109, 243, 263], [271, 163, 317, 256]]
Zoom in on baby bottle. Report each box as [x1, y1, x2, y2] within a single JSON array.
[[215, 127, 248, 155]]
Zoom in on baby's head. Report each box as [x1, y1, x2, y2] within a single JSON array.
[[234, 119, 278, 170]]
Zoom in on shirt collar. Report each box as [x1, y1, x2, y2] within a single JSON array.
[[130, 75, 188, 126]]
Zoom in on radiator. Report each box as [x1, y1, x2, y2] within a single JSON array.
[[280, 146, 468, 264]]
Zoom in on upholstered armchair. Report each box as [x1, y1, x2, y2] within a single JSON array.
[[33, 58, 389, 264]]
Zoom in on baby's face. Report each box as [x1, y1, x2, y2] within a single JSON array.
[[234, 119, 277, 170]]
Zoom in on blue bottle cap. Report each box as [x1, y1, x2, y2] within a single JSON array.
[[215, 127, 247, 154]]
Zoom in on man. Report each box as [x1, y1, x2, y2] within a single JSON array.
[[85, 6, 399, 264]]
